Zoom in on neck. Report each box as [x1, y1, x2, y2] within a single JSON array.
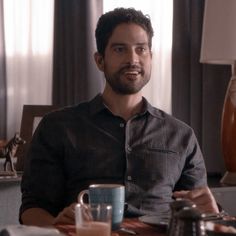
[[102, 89, 143, 121]]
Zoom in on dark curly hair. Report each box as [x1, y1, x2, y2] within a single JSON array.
[[95, 8, 154, 56]]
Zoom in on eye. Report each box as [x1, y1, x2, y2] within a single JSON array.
[[136, 46, 148, 54], [113, 46, 125, 53]]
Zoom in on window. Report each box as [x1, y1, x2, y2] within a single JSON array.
[[3, 0, 54, 139]]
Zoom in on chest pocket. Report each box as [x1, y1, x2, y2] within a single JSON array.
[[126, 147, 181, 189]]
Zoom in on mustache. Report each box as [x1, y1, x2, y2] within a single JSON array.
[[119, 64, 143, 74]]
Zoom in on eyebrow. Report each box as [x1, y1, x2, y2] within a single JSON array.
[[110, 42, 149, 47]]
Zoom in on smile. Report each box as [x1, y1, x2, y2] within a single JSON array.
[[125, 72, 139, 76], [123, 72, 141, 81], [123, 70, 141, 76]]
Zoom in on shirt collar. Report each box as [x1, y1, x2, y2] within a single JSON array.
[[141, 97, 164, 120], [89, 93, 164, 119], [89, 93, 107, 115]]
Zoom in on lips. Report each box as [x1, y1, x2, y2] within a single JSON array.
[[123, 72, 140, 81], [124, 70, 140, 76], [122, 67, 142, 76], [119, 66, 143, 80]]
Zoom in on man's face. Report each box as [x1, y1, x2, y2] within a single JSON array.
[[98, 23, 152, 95]]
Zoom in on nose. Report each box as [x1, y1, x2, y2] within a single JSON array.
[[126, 48, 139, 64]]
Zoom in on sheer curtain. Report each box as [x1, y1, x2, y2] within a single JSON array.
[[3, 0, 54, 139], [103, 0, 173, 114], [0, 0, 6, 139]]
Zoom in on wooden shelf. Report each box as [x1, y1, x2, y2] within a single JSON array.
[[0, 172, 22, 183]]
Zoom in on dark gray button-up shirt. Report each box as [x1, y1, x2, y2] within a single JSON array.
[[20, 94, 207, 218]]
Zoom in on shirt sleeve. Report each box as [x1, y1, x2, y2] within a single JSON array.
[[174, 129, 207, 191], [20, 113, 66, 220]]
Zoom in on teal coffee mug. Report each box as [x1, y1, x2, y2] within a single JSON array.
[[78, 184, 125, 230]]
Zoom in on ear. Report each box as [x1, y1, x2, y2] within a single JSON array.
[[94, 52, 104, 72]]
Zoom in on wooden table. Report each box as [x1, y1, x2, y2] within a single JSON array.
[[56, 218, 167, 236]]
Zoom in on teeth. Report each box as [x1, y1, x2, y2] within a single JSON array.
[[124, 71, 139, 75]]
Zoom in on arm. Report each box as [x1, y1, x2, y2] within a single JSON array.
[[172, 129, 219, 213], [174, 130, 207, 191], [20, 113, 66, 225], [21, 208, 55, 226], [21, 203, 77, 226]]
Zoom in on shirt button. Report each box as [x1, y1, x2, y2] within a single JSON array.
[[127, 146, 132, 152], [127, 176, 132, 181], [120, 123, 125, 128]]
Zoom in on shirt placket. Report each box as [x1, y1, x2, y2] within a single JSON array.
[[124, 118, 134, 192]]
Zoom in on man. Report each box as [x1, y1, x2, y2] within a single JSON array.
[[20, 8, 219, 226]]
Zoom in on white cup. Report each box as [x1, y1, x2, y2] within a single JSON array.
[[75, 203, 112, 236]]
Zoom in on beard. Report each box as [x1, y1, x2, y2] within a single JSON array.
[[104, 64, 151, 95]]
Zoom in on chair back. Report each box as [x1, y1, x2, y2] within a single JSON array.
[[15, 105, 59, 171]]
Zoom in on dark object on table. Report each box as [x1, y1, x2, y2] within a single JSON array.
[[168, 199, 196, 236], [0, 133, 26, 174], [176, 208, 206, 236]]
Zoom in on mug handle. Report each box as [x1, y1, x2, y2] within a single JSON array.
[[78, 189, 89, 206]]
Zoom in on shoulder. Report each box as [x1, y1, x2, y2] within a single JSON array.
[[149, 106, 194, 135], [144, 97, 193, 134], [43, 94, 103, 122], [42, 100, 91, 123]]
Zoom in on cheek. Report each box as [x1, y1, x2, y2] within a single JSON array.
[[144, 58, 152, 72], [104, 52, 123, 68], [148, 62, 152, 73], [104, 60, 120, 73]]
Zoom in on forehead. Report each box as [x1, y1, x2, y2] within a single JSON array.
[[107, 23, 149, 46]]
